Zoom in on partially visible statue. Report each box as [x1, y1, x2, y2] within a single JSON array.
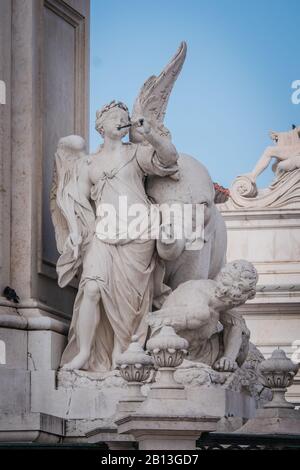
[[247, 125, 300, 182], [148, 260, 258, 372], [226, 125, 300, 208]]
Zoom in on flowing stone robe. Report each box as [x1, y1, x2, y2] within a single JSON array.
[[60, 143, 178, 371]]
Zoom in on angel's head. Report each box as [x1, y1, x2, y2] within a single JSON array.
[[95, 101, 130, 140], [215, 260, 258, 309]]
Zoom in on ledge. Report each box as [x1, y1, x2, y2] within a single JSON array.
[[0, 314, 68, 335]]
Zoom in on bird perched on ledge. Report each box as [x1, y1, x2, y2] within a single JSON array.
[[3, 286, 20, 303]]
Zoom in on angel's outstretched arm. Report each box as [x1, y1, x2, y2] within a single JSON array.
[[141, 119, 179, 166]]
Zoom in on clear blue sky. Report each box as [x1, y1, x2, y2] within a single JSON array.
[[90, 0, 300, 188]]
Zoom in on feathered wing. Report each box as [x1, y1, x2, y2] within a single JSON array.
[[50, 161, 69, 255], [130, 41, 187, 139], [50, 135, 95, 287]]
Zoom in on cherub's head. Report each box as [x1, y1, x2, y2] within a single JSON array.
[[95, 101, 130, 140], [215, 260, 258, 308]]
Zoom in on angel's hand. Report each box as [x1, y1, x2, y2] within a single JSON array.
[[134, 116, 152, 136], [214, 356, 238, 372]]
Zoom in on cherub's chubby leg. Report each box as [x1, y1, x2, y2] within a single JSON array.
[[62, 280, 101, 371]]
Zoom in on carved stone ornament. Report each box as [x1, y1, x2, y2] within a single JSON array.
[[116, 336, 154, 383], [146, 325, 189, 369], [259, 348, 299, 409]]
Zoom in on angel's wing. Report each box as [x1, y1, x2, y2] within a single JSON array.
[[50, 161, 69, 255], [130, 41, 187, 136], [50, 135, 95, 287]]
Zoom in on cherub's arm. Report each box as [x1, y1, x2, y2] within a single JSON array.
[[214, 325, 242, 372], [214, 310, 249, 372], [247, 130, 290, 181], [148, 302, 211, 336], [249, 147, 276, 180]]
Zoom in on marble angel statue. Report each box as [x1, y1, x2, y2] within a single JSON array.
[[51, 43, 187, 371]]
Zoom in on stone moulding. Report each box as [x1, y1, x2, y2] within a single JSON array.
[[0, 314, 68, 334]]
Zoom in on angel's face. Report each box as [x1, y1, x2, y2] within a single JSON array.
[[101, 108, 130, 140]]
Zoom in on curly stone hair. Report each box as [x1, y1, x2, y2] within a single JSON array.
[[215, 260, 258, 307], [95, 100, 129, 136]]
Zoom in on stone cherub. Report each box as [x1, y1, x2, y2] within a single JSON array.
[[148, 260, 258, 372]]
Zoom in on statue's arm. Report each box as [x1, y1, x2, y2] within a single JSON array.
[[247, 132, 289, 181], [148, 302, 210, 335], [142, 119, 179, 166], [219, 325, 242, 364], [214, 310, 250, 372], [249, 150, 274, 180]]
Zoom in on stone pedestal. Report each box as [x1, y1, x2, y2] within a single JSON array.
[[117, 415, 218, 450], [237, 407, 300, 435], [114, 326, 220, 450], [0, 412, 65, 443], [115, 371, 220, 450], [86, 428, 135, 450], [238, 348, 300, 435], [115, 374, 219, 450], [0, 315, 67, 441]]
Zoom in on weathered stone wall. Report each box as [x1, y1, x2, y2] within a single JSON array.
[[0, 0, 90, 321]]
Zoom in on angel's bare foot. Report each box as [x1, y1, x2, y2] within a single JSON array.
[[61, 351, 89, 371]]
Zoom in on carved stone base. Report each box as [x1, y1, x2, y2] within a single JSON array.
[[0, 317, 271, 443], [116, 414, 219, 450], [0, 412, 64, 443], [237, 408, 300, 435]]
